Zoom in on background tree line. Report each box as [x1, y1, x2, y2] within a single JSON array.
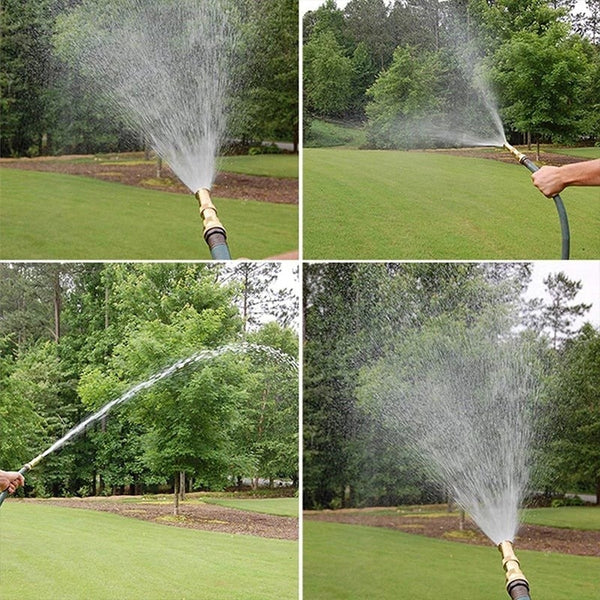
[[303, 263, 599, 510], [0, 0, 298, 158], [303, 0, 600, 148], [0, 263, 298, 499]]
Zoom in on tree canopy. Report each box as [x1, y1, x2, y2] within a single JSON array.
[[0, 263, 298, 499], [303, 0, 600, 147]]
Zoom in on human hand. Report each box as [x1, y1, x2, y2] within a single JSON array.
[[0, 470, 25, 494], [531, 166, 565, 197]]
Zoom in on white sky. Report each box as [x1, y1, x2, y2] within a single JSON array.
[[301, 0, 349, 14], [525, 261, 600, 327], [301, 0, 587, 15]]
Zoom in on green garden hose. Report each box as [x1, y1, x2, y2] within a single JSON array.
[[504, 143, 570, 259], [195, 188, 232, 260]]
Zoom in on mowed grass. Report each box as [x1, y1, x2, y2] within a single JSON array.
[[303, 148, 600, 259], [220, 154, 298, 178], [304, 521, 600, 600], [0, 169, 297, 259], [522, 506, 600, 530], [201, 497, 299, 517], [0, 502, 297, 600], [305, 119, 367, 148], [547, 147, 600, 159]]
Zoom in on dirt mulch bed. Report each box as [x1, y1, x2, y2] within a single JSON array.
[[0, 157, 298, 205], [23, 497, 298, 540], [305, 508, 600, 557], [425, 147, 591, 167]]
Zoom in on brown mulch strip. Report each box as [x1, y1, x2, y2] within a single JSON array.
[[23, 497, 298, 540], [305, 508, 600, 557], [425, 147, 591, 167], [0, 158, 298, 205]]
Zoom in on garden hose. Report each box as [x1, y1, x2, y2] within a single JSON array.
[[504, 143, 570, 259], [195, 188, 231, 260], [498, 540, 531, 600], [0, 453, 45, 508]]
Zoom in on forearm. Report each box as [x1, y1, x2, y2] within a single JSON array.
[[532, 159, 600, 196], [559, 159, 600, 187]]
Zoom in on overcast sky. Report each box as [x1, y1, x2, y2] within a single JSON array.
[[525, 261, 600, 327], [301, 0, 587, 15]]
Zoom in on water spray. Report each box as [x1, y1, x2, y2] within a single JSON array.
[[498, 540, 531, 600], [0, 343, 295, 508], [195, 188, 231, 260], [503, 142, 570, 260]]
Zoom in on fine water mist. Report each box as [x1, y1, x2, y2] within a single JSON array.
[[366, 327, 541, 545], [56, 0, 238, 191], [376, 13, 507, 149]]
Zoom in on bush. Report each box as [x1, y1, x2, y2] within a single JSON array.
[[248, 143, 282, 155], [551, 495, 585, 507]]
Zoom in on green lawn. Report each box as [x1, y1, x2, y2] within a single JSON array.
[[220, 154, 298, 178], [0, 502, 297, 600], [523, 506, 600, 530], [304, 520, 600, 600], [546, 147, 600, 159], [0, 169, 297, 259], [305, 119, 367, 148], [303, 148, 600, 259], [201, 497, 299, 517]]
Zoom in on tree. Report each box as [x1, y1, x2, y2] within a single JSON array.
[[234, 0, 299, 148], [225, 263, 298, 333], [365, 46, 445, 148], [344, 0, 394, 71], [490, 23, 593, 152], [304, 30, 354, 116], [543, 325, 600, 503], [525, 272, 593, 350], [303, 263, 535, 510]]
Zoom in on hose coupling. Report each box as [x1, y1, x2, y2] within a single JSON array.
[[498, 540, 530, 599], [195, 188, 225, 236]]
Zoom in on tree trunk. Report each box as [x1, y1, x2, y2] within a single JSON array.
[[536, 137, 541, 162], [179, 471, 186, 502], [459, 509, 466, 530], [596, 477, 600, 506], [173, 474, 180, 516], [527, 130, 531, 151], [53, 267, 61, 343], [156, 156, 163, 178]]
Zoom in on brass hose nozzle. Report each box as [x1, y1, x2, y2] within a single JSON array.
[[195, 188, 225, 236], [498, 540, 530, 599], [503, 142, 527, 164]]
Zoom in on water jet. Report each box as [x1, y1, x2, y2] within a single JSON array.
[[0, 342, 296, 507]]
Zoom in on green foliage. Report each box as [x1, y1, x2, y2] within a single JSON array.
[[542, 325, 600, 499], [304, 30, 354, 116], [365, 46, 444, 148], [303, 263, 534, 510], [248, 144, 283, 156], [0, 264, 298, 498], [551, 495, 585, 507], [491, 23, 594, 143], [233, 0, 299, 147]]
